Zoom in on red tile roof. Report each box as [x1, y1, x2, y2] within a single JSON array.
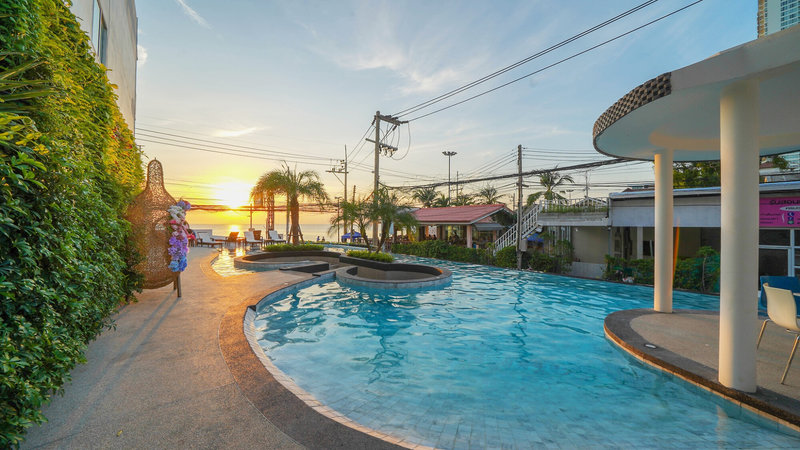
[[412, 204, 510, 225]]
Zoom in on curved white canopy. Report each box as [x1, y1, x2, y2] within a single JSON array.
[[594, 26, 800, 162]]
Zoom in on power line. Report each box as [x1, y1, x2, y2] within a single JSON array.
[[136, 127, 331, 160], [137, 137, 334, 167], [387, 158, 628, 190], [404, 1, 703, 122], [392, 0, 661, 118], [136, 131, 326, 163]]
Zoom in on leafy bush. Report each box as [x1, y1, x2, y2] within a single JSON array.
[[347, 250, 394, 263], [263, 243, 324, 252], [0, 1, 144, 446], [391, 240, 492, 264], [494, 246, 520, 268], [603, 246, 719, 293], [528, 251, 556, 272]]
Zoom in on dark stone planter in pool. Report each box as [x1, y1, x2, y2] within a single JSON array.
[[234, 251, 342, 272], [336, 256, 452, 289]]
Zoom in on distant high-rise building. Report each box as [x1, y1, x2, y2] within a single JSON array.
[[69, 0, 138, 130], [758, 0, 800, 36]]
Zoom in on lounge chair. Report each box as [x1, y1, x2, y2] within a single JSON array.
[[244, 230, 263, 249], [268, 229, 286, 244], [195, 230, 221, 248], [758, 284, 800, 384]]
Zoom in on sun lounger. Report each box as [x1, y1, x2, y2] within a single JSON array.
[[244, 230, 263, 249], [268, 229, 287, 244], [194, 230, 221, 248]]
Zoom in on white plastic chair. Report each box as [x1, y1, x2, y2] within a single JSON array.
[[759, 284, 800, 384], [268, 230, 287, 244], [243, 230, 262, 249]]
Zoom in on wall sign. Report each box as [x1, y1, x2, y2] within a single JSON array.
[[760, 197, 800, 228]]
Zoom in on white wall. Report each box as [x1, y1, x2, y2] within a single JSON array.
[[69, 0, 138, 129]]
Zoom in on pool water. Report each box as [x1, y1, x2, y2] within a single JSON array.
[[253, 256, 800, 448]]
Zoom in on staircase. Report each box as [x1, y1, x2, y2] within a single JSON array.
[[493, 203, 540, 254]]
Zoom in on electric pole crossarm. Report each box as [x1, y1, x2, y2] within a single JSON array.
[[365, 138, 398, 152]]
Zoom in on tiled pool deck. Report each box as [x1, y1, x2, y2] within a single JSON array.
[[21, 247, 800, 448]]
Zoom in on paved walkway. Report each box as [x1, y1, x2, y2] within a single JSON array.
[[605, 308, 800, 432], [22, 248, 311, 449]]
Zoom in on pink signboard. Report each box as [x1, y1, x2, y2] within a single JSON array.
[[760, 197, 800, 228]]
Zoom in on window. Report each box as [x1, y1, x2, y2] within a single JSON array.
[[98, 16, 108, 65], [91, 1, 108, 64], [91, 0, 101, 48]]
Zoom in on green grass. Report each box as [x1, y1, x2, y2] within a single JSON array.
[[347, 250, 394, 263]]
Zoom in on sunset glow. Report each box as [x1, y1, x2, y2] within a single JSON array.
[[217, 182, 253, 209]]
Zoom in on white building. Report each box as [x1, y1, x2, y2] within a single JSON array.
[[537, 182, 800, 281], [759, 0, 800, 36], [69, 0, 138, 129]]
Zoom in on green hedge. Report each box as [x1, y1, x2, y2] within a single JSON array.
[[263, 243, 325, 252], [391, 240, 492, 265], [346, 250, 394, 263], [0, 1, 144, 446], [603, 246, 719, 293]]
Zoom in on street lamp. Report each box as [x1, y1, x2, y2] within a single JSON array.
[[442, 151, 457, 205]]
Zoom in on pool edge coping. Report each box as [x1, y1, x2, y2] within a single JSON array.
[[218, 270, 435, 450], [604, 308, 800, 435]]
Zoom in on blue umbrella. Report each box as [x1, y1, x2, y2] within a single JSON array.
[[342, 231, 362, 240]]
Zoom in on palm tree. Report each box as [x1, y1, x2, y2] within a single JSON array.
[[251, 164, 328, 244], [432, 193, 449, 208], [412, 186, 438, 208], [451, 192, 475, 206], [475, 184, 502, 204], [329, 196, 370, 245], [371, 188, 418, 252], [526, 171, 574, 206]]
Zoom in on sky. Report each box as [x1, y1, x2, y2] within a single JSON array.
[[133, 0, 757, 226]]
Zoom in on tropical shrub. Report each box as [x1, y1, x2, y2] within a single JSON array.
[[392, 240, 492, 264], [603, 246, 719, 293], [494, 246, 520, 269], [263, 243, 324, 252], [0, 1, 143, 446], [346, 250, 394, 263], [528, 251, 556, 272]]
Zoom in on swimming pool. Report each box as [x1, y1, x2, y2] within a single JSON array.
[[252, 255, 800, 448]]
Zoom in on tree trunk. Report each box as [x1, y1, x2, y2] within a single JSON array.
[[289, 198, 302, 245]]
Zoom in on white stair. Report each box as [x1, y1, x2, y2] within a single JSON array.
[[493, 203, 540, 254]]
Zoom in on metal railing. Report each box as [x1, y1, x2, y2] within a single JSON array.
[[493, 203, 540, 254], [539, 197, 608, 213]]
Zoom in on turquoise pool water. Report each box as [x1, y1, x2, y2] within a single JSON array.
[[253, 256, 800, 448]]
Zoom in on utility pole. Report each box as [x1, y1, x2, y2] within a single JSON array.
[[517, 144, 523, 270], [326, 145, 349, 244], [442, 151, 457, 204], [366, 111, 405, 249]]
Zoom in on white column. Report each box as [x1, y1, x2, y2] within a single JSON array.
[[654, 150, 674, 313], [719, 80, 759, 392], [636, 226, 644, 260]]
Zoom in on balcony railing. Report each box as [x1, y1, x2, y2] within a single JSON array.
[[539, 197, 608, 214]]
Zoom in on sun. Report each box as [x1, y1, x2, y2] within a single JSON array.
[[217, 182, 252, 208]]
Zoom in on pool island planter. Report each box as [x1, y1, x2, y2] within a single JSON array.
[[234, 250, 342, 272], [337, 255, 452, 289]]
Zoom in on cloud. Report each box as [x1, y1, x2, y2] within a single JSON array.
[[175, 0, 210, 28], [212, 127, 263, 138], [137, 45, 148, 68]]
